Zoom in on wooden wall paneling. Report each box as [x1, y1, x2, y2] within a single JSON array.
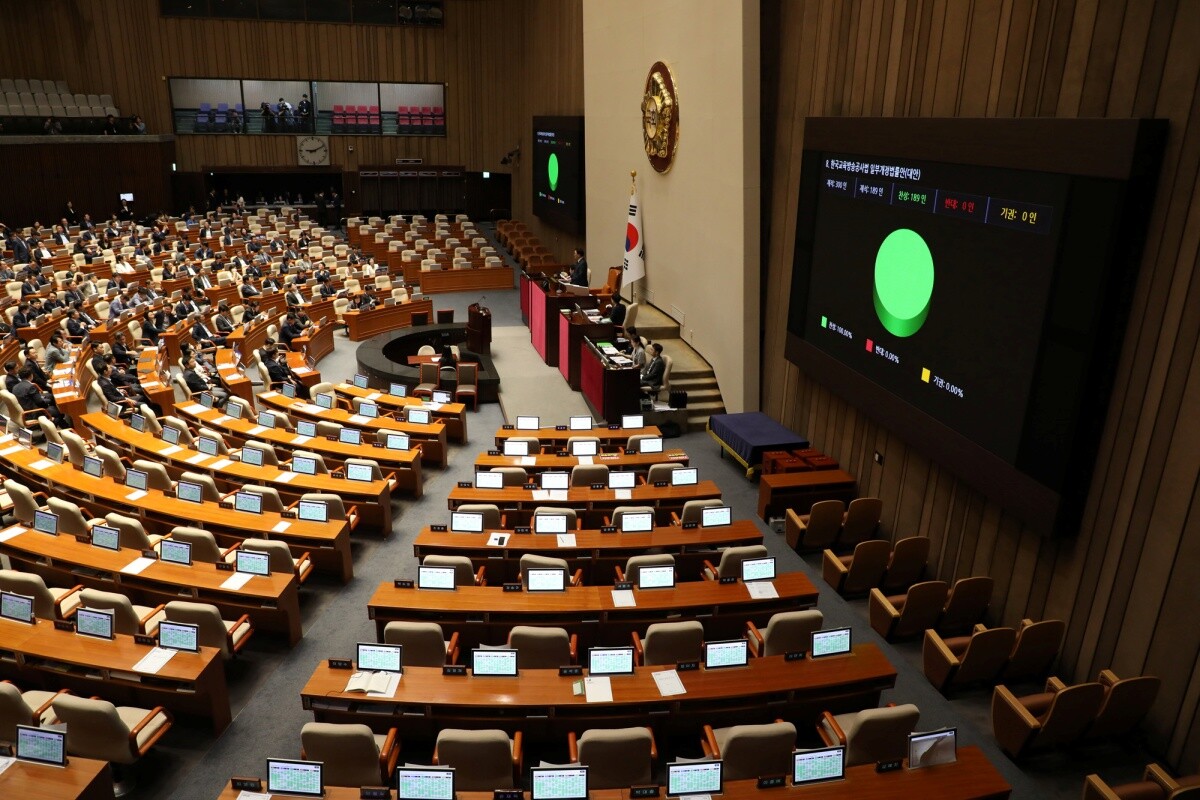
[[931, 0, 970, 116]]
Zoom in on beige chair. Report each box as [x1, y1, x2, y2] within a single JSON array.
[[164, 601, 252, 659], [938, 576, 994, 634], [673, 499, 724, 526], [423, 554, 485, 587], [1083, 765, 1200, 800], [301, 722, 401, 788], [609, 506, 655, 528], [633, 620, 704, 666], [644, 463, 682, 484], [37, 416, 64, 445], [817, 704, 921, 767], [225, 396, 254, 420], [838, 497, 882, 548], [490, 467, 528, 487], [822, 539, 891, 596], [617, 553, 675, 584], [869, 580, 949, 641], [0, 569, 82, 619], [105, 512, 165, 550], [0, 681, 66, 740], [508, 625, 577, 668], [1087, 670, 1161, 741], [296, 493, 359, 528], [519, 554, 581, 587], [47, 497, 105, 536], [61, 429, 92, 467], [179, 471, 221, 503], [3, 478, 49, 525], [240, 538, 314, 583], [166, 527, 232, 564], [701, 720, 797, 780], [51, 694, 173, 792], [785, 500, 845, 550], [310, 381, 335, 398], [1002, 619, 1066, 683], [880, 536, 930, 593], [241, 443, 280, 466], [923, 625, 1017, 694], [570, 463, 609, 486], [161, 416, 195, 445], [94, 445, 127, 481], [433, 728, 523, 791], [569, 727, 656, 789], [746, 609, 824, 657], [991, 678, 1105, 758], [460, 503, 506, 529], [383, 621, 459, 666], [79, 587, 165, 636], [504, 436, 541, 454], [702, 544, 770, 580], [238, 485, 286, 512]]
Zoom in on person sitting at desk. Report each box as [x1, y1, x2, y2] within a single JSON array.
[[284, 282, 307, 308], [348, 292, 375, 312], [107, 291, 130, 320], [44, 332, 71, 371], [192, 315, 226, 349], [607, 296, 627, 327], [66, 309, 90, 340], [3, 361, 20, 392], [558, 248, 588, 286], [265, 347, 310, 398], [62, 279, 84, 306], [260, 274, 281, 293], [95, 362, 139, 416], [10, 303, 32, 329], [111, 332, 138, 368], [640, 342, 665, 395], [279, 312, 307, 349], [213, 301, 236, 335], [238, 276, 261, 298], [19, 274, 40, 297], [193, 266, 215, 292], [182, 353, 228, 402], [113, 254, 136, 275], [12, 365, 68, 427], [175, 288, 200, 318], [315, 276, 335, 298]]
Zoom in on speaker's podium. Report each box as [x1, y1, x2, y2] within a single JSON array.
[[467, 302, 492, 354]]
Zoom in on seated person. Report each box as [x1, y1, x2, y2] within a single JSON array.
[[639, 342, 665, 395], [182, 354, 228, 402], [10, 302, 32, 329], [607, 296, 627, 327], [192, 315, 227, 348], [22, 347, 51, 392], [279, 312, 307, 348], [43, 332, 71, 371], [3, 360, 19, 393], [348, 292, 375, 312], [95, 362, 139, 417], [265, 347, 310, 398], [12, 365, 68, 427], [213, 301, 236, 335], [111, 332, 138, 368]]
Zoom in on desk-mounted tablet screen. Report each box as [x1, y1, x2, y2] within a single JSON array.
[[315, 393, 335, 410], [569, 416, 593, 431], [161, 426, 182, 445], [234, 491, 264, 514], [621, 512, 654, 533], [125, 468, 148, 491], [199, 392, 215, 409], [160, 538, 193, 566], [608, 471, 637, 490], [432, 390, 452, 404], [741, 557, 776, 583], [908, 728, 957, 768], [267, 758, 324, 798], [353, 374, 370, 389], [82, 455, 104, 477], [417, 565, 456, 590], [534, 514, 568, 534], [587, 646, 635, 676], [638, 437, 663, 454], [516, 416, 540, 430], [792, 747, 845, 785], [408, 408, 431, 425], [622, 415, 644, 429], [90, 524, 121, 551], [475, 471, 504, 489], [386, 433, 411, 451], [671, 468, 698, 486], [296, 420, 318, 438], [257, 411, 277, 428], [531, 767, 589, 800], [281, 382, 297, 398], [503, 440, 529, 456], [75, 607, 114, 640], [667, 760, 722, 797], [197, 436, 220, 457], [471, 648, 518, 676], [541, 472, 569, 490], [701, 506, 732, 527], [810, 627, 852, 658], [526, 567, 566, 592], [18, 427, 34, 446], [637, 564, 675, 589], [0, 591, 34, 624], [45, 441, 64, 463], [338, 428, 362, 445], [236, 549, 271, 577], [292, 455, 318, 475], [298, 500, 328, 523], [390, 382, 408, 397], [33, 510, 58, 535], [357, 642, 402, 673], [398, 767, 455, 800], [570, 440, 598, 457], [240, 446, 265, 467], [359, 402, 380, 418], [703, 639, 749, 669], [159, 620, 199, 652], [130, 414, 147, 433], [451, 511, 484, 533], [177, 481, 204, 504], [16, 724, 66, 767], [346, 463, 374, 482]]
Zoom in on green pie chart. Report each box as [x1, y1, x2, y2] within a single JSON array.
[[547, 153, 559, 192], [873, 228, 934, 338]]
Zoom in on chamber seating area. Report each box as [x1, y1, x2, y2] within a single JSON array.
[[0, 77, 123, 134]]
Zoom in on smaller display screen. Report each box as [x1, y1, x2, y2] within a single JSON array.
[[408, 408, 431, 424], [417, 565, 456, 590], [671, 468, 698, 486], [90, 525, 121, 551], [386, 433, 410, 450], [810, 627, 852, 658], [236, 549, 271, 576], [637, 564, 675, 589], [159, 620, 199, 652], [298, 500, 328, 522], [526, 567, 566, 592], [667, 761, 722, 797], [358, 642, 403, 672], [587, 647, 635, 676], [741, 557, 776, 582], [160, 539, 193, 565], [621, 512, 654, 533], [638, 437, 663, 454], [503, 440, 529, 456], [701, 506, 732, 527], [534, 514, 568, 534], [75, 607, 115, 639], [622, 415, 644, 429], [792, 747, 845, 785], [451, 512, 484, 533], [541, 472, 569, 490], [177, 481, 204, 503], [471, 648, 518, 676], [531, 767, 589, 800], [608, 472, 636, 489], [346, 463, 374, 482], [516, 416, 540, 430], [703, 639, 749, 669], [569, 417, 592, 431], [475, 471, 504, 489], [234, 492, 264, 514]]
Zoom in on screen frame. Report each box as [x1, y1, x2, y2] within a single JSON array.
[[666, 760, 723, 798], [530, 766, 590, 800], [417, 565, 457, 590], [0, 590, 35, 624], [266, 758, 325, 798], [809, 626, 853, 658], [158, 620, 200, 652], [586, 646, 636, 676], [908, 728, 958, 769], [791, 746, 846, 786], [357, 641, 403, 673], [470, 647, 519, 677], [396, 767, 456, 800], [703, 638, 750, 670], [16, 724, 67, 767]]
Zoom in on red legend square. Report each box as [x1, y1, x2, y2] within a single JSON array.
[[865, 339, 874, 352]]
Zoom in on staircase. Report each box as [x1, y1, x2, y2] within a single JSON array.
[[632, 304, 725, 432]]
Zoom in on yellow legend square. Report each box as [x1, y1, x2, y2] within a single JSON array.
[[921, 368, 931, 383]]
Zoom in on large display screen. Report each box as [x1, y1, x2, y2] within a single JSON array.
[[533, 116, 585, 234], [786, 118, 1166, 535]]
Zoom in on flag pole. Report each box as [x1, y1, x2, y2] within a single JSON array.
[[627, 170, 639, 303]]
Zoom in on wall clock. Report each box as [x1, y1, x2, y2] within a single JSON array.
[[297, 135, 330, 166], [642, 61, 679, 173]]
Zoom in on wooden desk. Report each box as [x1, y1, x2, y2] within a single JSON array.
[[446, 481, 723, 527], [134, 347, 176, 418], [81, 411, 393, 538], [16, 309, 69, 345], [366, 572, 817, 647], [0, 525, 303, 644], [473, 449, 688, 473], [335, 383, 468, 444], [290, 314, 336, 361], [581, 339, 641, 423], [560, 310, 614, 390], [299, 648, 893, 741], [417, 265, 515, 295], [258, 391, 449, 468], [0, 616, 232, 732], [344, 298, 435, 342], [494, 425, 661, 449], [172, 400, 424, 498], [0, 755, 113, 800], [412, 519, 764, 583], [757, 469, 858, 520], [213, 749, 1009, 800]]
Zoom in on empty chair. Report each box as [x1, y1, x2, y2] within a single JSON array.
[[297, 493, 358, 527], [459, 503, 505, 529], [0, 681, 65, 741], [79, 587, 165, 636], [570, 463, 609, 486], [433, 728, 522, 791], [702, 544, 770, 580], [609, 506, 655, 528], [991, 678, 1106, 758], [817, 704, 921, 767], [633, 620, 704, 666], [94, 445, 127, 481], [570, 727, 656, 789], [166, 527, 232, 564], [490, 467, 528, 487], [290, 450, 329, 473], [838, 496, 882, 547], [673, 498, 724, 526], [3, 478, 48, 525], [618, 553, 675, 583], [746, 609, 824, 657], [47, 497, 105, 536], [423, 554, 485, 586], [923, 625, 1018, 694], [644, 463, 682, 484], [938, 576, 994, 634], [179, 471, 221, 502], [822, 539, 891, 596], [1083, 765, 1200, 800], [51, 694, 173, 793], [241, 443, 280, 466], [414, 362, 439, 397], [508, 625, 576, 668], [105, 512, 164, 550], [869, 580, 949, 641], [0, 569, 82, 619], [164, 601, 252, 659], [880, 536, 930, 593], [238, 485, 286, 512], [785, 499, 845, 551], [1002, 618, 1066, 683], [1087, 670, 1161, 741], [701, 720, 797, 780], [383, 621, 459, 666], [504, 436, 541, 454], [301, 722, 400, 788], [519, 554, 581, 587], [161, 416, 195, 445], [241, 538, 314, 583]]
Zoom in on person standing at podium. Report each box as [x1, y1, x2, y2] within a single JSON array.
[[559, 248, 588, 286]]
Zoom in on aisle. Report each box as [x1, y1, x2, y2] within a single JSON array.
[[493, 325, 592, 423]]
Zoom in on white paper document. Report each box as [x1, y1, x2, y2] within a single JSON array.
[[259, 391, 278, 399], [272, 521, 292, 533], [583, 676, 613, 703], [291, 435, 312, 445], [531, 490, 551, 501], [366, 392, 382, 400], [132, 647, 177, 674], [0, 756, 14, 777], [425, 402, 443, 410], [487, 533, 510, 547], [548, 490, 569, 501], [246, 425, 269, 436], [182, 403, 208, 415], [746, 582, 779, 599], [652, 669, 687, 697], [348, 414, 371, 425], [0, 446, 22, 457], [210, 458, 233, 470], [235, 792, 271, 800], [121, 557, 156, 575], [519, 456, 536, 466], [212, 415, 232, 424], [220, 572, 254, 590], [125, 489, 148, 502], [577, 456, 594, 466], [610, 589, 636, 608], [274, 471, 297, 483], [614, 489, 633, 501], [556, 534, 577, 547], [28, 459, 55, 471], [0, 527, 27, 542], [185, 453, 209, 465], [160, 445, 183, 456]]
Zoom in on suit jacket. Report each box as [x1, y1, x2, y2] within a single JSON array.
[[266, 360, 293, 384], [98, 376, 127, 403], [63, 289, 83, 305], [175, 300, 198, 318], [26, 360, 50, 390], [285, 291, 306, 307], [192, 275, 213, 291], [191, 322, 217, 342], [215, 314, 235, 334], [13, 380, 49, 411], [112, 342, 137, 365], [239, 283, 260, 298], [67, 318, 89, 338], [52, 232, 70, 245], [641, 356, 665, 388], [182, 368, 210, 394], [280, 322, 305, 345], [11, 312, 30, 328], [8, 238, 30, 262], [569, 259, 588, 286]]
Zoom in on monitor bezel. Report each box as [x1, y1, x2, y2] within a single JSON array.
[[809, 626, 853, 658], [530, 766, 590, 800], [0, 590, 35, 625], [450, 511, 485, 533], [703, 638, 750, 670], [791, 746, 846, 786], [586, 646, 636, 676], [396, 767, 456, 800], [470, 648, 519, 677], [417, 565, 457, 591], [158, 620, 200, 653], [15, 724, 67, 767], [266, 758, 325, 798], [235, 549, 272, 577], [356, 641, 403, 674], [75, 607, 115, 640], [525, 567, 567, 593], [666, 760, 723, 798]]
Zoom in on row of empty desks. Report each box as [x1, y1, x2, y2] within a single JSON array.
[[494, 425, 661, 449], [344, 298, 435, 341], [366, 572, 818, 648], [446, 482, 723, 527], [473, 448, 688, 473], [335, 382, 468, 443], [0, 525, 303, 644]]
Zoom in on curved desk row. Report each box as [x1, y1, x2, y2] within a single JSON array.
[[494, 425, 662, 449], [335, 382, 468, 443], [473, 448, 688, 473], [344, 298, 434, 342], [445, 481, 723, 527]]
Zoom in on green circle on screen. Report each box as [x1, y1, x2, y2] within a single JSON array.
[[547, 153, 559, 192], [873, 228, 934, 338]]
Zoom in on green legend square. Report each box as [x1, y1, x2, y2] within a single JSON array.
[[821, 316, 828, 328]]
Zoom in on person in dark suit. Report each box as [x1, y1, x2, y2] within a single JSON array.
[[194, 243, 215, 260], [182, 354, 228, 402], [238, 278, 260, 298], [265, 348, 309, 398], [260, 274, 281, 293], [192, 316, 227, 349], [12, 366, 68, 426], [607, 296, 627, 327], [213, 302, 235, 335], [640, 342, 665, 394], [175, 289, 200, 318], [96, 362, 137, 416], [7, 234, 30, 264], [23, 347, 51, 392], [65, 310, 89, 340], [559, 248, 588, 286], [51, 226, 70, 246], [19, 276, 40, 297], [285, 283, 307, 308], [140, 310, 165, 345], [3, 361, 19, 393], [279, 312, 306, 348], [11, 303, 32, 329], [192, 268, 215, 292], [111, 332, 138, 368], [62, 202, 80, 226]]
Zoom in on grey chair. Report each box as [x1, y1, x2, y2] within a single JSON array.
[[508, 625, 577, 668], [701, 720, 797, 780], [673, 499, 724, 526], [51, 694, 173, 794], [461, 503, 507, 529], [79, 587, 165, 636], [301, 722, 401, 787], [383, 621, 459, 666], [241, 538, 314, 583], [519, 554, 581, 587], [0, 569, 82, 619], [0, 681, 66, 741], [423, 554, 485, 586], [163, 601, 252, 659], [817, 704, 921, 767], [634, 620, 704, 666], [570, 463, 609, 486], [433, 728, 522, 790], [570, 727, 656, 789], [702, 544, 770, 580], [746, 609, 825, 657]]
